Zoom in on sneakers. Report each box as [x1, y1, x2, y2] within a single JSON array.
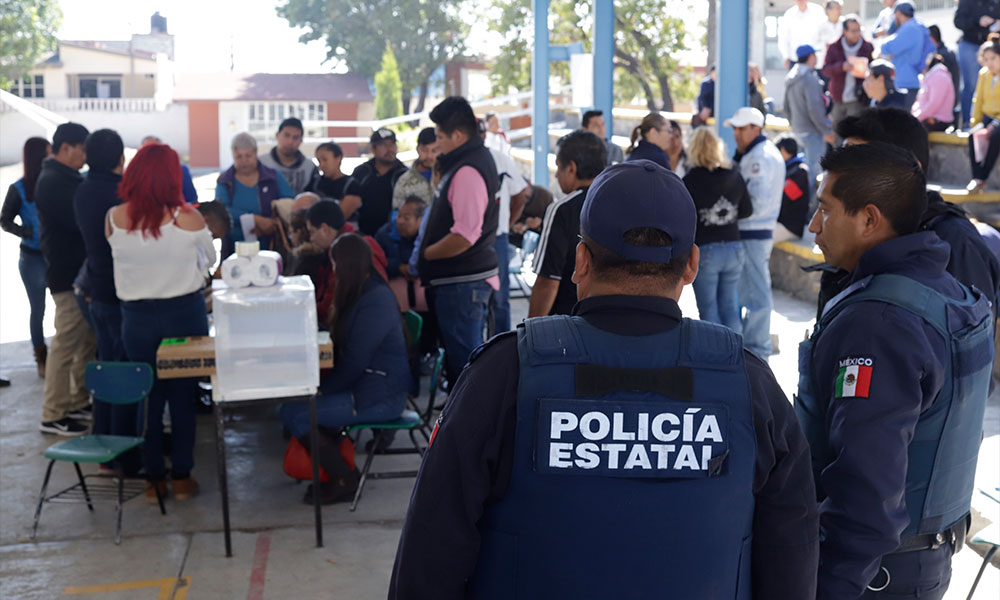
[[145, 481, 168, 504], [171, 477, 199, 501], [39, 418, 88, 436], [66, 406, 93, 421]]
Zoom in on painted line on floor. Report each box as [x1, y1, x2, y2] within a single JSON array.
[[64, 576, 191, 599], [246, 531, 272, 600]]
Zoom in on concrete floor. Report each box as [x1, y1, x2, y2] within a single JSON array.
[[0, 163, 997, 598]]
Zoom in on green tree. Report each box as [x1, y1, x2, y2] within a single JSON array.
[[490, 0, 700, 111], [0, 0, 62, 90], [277, 0, 466, 115], [375, 43, 403, 119]]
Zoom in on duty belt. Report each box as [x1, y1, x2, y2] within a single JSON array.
[[892, 518, 967, 554]]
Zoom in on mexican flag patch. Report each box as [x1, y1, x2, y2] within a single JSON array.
[[835, 358, 873, 398]]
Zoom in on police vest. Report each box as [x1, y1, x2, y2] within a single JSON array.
[[466, 315, 757, 599], [796, 274, 994, 538]]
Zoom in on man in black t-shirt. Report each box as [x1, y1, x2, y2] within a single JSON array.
[[529, 131, 607, 316], [347, 128, 408, 236]]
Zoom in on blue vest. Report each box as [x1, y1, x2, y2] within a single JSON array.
[[467, 315, 757, 599], [13, 179, 41, 250], [797, 274, 993, 537]]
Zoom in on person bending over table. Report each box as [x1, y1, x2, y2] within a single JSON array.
[[280, 233, 410, 505]]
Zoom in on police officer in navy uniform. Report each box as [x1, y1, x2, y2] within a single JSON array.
[[797, 142, 994, 599], [389, 160, 820, 599]]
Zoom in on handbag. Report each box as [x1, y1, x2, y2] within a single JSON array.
[[282, 434, 356, 482]]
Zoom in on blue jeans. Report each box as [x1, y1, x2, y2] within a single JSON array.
[[89, 299, 139, 468], [739, 238, 774, 358], [492, 234, 511, 334], [280, 390, 406, 439], [794, 131, 826, 209], [432, 280, 492, 385], [18, 249, 47, 348], [959, 40, 981, 127], [121, 291, 208, 480], [692, 241, 745, 334]]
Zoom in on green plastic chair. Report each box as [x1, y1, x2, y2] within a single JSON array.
[[31, 362, 165, 544], [347, 346, 446, 512], [404, 310, 423, 346]]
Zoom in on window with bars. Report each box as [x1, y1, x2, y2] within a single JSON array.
[[10, 75, 45, 98], [247, 102, 327, 138], [863, 0, 952, 16]]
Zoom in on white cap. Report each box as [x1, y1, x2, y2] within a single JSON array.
[[724, 107, 765, 128]]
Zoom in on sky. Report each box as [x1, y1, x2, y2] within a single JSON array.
[[56, 0, 339, 74], [56, 1, 706, 76]]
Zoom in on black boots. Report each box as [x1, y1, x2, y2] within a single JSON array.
[[299, 428, 359, 505]]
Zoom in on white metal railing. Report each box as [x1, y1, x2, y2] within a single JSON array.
[[300, 85, 574, 131], [0, 97, 158, 113]]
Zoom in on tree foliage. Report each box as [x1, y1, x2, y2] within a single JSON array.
[[277, 0, 466, 114], [375, 43, 403, 119], [0, 0, 62, 90], [490, 0, 700, 111]]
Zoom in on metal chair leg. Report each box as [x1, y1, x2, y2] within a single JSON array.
[[114, 476, 124, 545], [73, 463, 94, 511], [349, 430, 380, 512], [154, 478, 166, 515], [967, 545, 999, 600], [31, 461, 56, 540]]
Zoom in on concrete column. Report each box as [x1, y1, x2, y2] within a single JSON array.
[[593, 0, 614, 140], [532, 0, 550, 185], [716, 0, 750, 152]]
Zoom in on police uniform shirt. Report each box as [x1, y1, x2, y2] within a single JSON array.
[[389, 294, 820, 599], [532, 187, 588, 316], [805, 232, 964, 598]]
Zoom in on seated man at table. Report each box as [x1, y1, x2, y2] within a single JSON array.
[[304, 200, 388, 324], [280, 234, 410, 505]]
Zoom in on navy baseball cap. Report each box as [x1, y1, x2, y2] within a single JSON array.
[[894, 1, 915, 17], [581, 160, 696, 263], [796, 44, 817, 61]]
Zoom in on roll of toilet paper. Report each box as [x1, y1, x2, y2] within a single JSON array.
[[249, 250, 283, 287], [221, 255, 253, 288], [235, 240, 260, 257]]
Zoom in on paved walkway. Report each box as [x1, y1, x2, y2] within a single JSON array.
[[0, 163, 996, 599]]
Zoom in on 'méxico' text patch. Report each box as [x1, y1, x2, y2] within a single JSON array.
[[535, 399, 729, 479]]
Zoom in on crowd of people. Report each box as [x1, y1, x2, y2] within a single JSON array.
[[720, 0, 1000, 195], [1, 4, 999, 596]]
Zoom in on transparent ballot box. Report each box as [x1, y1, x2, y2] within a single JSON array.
[[212, 275, 318, 401]]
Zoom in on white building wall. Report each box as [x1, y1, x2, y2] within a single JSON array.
[[0, 103, 190, 164], [217, 101, 250, 169]]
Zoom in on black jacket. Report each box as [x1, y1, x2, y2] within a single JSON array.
[[682, 166, 753, 246], [778, 157, 811, 238], [34, 157, 85, 293], [954, 0, 1000, 45], [73, 169, 122, 304]]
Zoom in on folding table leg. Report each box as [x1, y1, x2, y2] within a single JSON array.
[[967, 546, 999, 600], [73, 463, 94, 511], [31, 460, 56, 539], [215, 403, 232, 557], [309, 393, 323, 548]]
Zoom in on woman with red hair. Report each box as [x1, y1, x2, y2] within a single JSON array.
[[106, 143, 215, 502]]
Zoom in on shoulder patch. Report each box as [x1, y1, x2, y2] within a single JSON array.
[[834, 356, 874, 398], [751, 162, 761, 174]]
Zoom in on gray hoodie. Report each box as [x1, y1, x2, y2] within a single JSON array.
[[784, 63, 832, 136]]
